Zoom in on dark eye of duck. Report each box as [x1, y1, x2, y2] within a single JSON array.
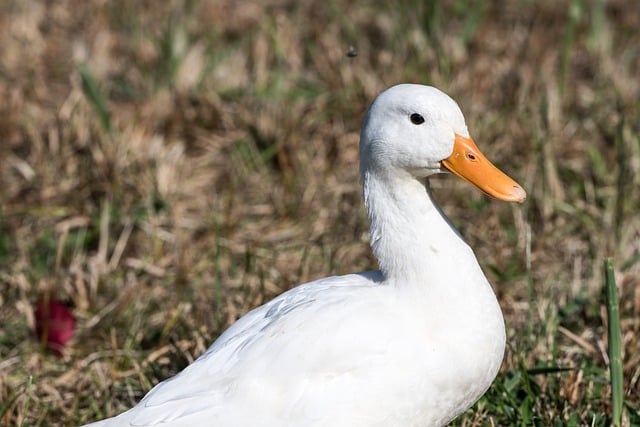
[[410, 113, 425, 125]]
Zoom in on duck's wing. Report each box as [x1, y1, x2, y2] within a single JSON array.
[[93, 271, 384, 427]]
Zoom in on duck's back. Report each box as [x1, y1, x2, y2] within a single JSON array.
[[86, 268, 503, 427]]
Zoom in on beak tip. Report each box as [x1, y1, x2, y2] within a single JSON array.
[[511, 185, 527, 203]]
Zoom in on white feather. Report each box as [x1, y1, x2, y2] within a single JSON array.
[[83, 84, 510, 427]]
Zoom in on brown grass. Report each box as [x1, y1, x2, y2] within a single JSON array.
[[0, 0, 639, 425]]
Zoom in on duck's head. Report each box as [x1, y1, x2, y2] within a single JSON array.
[[360, 84, 526, 203]]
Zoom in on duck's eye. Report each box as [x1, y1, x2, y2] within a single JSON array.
[[410, 113, 425, 125]]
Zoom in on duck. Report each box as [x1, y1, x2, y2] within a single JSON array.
[[83, 84, 526, 427]]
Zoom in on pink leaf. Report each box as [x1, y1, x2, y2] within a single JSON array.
[[35, 299, 75, 357]]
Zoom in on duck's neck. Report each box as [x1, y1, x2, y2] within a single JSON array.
[[363, 169, 478, 290]]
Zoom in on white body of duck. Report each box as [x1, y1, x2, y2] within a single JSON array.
[[84, 84, 525, 427]]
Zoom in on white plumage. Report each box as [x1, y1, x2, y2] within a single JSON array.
[[84, 84, 525, 427]]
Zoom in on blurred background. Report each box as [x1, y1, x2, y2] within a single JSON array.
[[0, 0, 638, 425]]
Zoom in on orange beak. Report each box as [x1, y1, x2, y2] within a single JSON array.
[[441, 134, 526, 203]]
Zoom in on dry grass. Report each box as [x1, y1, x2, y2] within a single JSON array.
[[0, 0, 639, 425]]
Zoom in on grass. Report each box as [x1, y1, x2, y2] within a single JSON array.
[[605, 259, 623, 427], [0, 0, 639, 425]]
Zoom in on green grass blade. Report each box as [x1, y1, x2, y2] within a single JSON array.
[[78, 62, 112, 133], [604, 258, 624, 426], [560, 0, 582, 96], [18, 376, 33, 427]]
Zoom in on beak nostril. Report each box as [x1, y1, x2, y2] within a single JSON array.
[[466, 153, 477, 161]]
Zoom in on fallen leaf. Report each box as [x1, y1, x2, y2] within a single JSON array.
[[34, 298, 75, 357]]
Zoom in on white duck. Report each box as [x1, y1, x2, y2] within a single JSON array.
[[84, 84, 526, 427]]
